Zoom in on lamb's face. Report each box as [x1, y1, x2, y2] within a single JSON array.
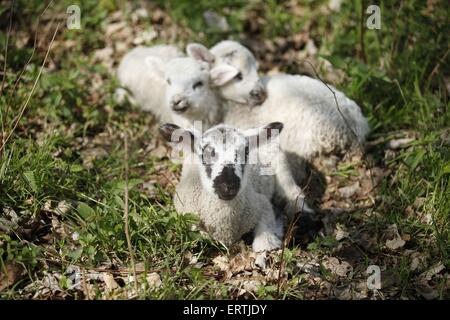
[[159, 122, 284, 201], [212, 46, 266, 107], [164, 58, 214, 116], [196, 126, 249, 200], [187, 41, 267, 107]]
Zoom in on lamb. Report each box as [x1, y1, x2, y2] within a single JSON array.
[[116, 40, 267, 127], [117, 47, 311, 218], [185, 41, 369, 159], [159, 121, 286, 252], [116, 44, 184, 122], [224, 74, 370, 160], [186, 40, 267, 107], [161, 56, 313, 218]]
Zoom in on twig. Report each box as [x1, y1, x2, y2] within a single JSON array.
[[1, 0, 14, 156], [2, 1, 54, 155], [82, 268, 91, 300], [123, 128, 139, 297], [426, 45, 450, 84], [359, 0, 367, 63], [89, 267, 177, 275], [0, 22, 60, 154], [12, 0, 54, 92], [0, 0, 14, 97], [389, 1, 405, 64]]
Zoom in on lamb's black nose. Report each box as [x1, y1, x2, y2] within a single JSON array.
[[170, 96, 189, 112], [213, 165, 241, 200], [171, 97, 184, 107], [250, 89, 261, 98], [250, 88, 267, 105]]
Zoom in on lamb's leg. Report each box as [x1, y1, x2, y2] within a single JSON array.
[[273, 151, 314, 219], [252, 207, 283, 252], [115, 87, 137, 106]]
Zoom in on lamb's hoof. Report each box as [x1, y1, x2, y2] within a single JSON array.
[[114, 88, 128, 104], [296, 198, 315, 214], [252, 233, 282, 252], [285, 198, 315, 218]]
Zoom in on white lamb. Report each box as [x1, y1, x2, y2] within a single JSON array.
[[185, 41, 370, 160], [161, 56, 313, 218], [116, 40, 267, 127], [116, 44, 184, 122], [159, 121, 286, 252], [186, 40, 267, 107]]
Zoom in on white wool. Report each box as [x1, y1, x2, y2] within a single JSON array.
[[116, 45, 184, 121], [224, 73, 370, 160], [171, 124, 283, 252], [174, 163, 282, 251], [188, 40, 266, 107], [204, 41, 369, 159]]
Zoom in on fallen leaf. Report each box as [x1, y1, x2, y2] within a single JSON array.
[[212, 255, 229, 272], [146, 273, 162, 289], [0, 263, 24, 291], [229, 252, 254, 274], [420, 262, 445, 281], [385, 224, 406, 250], [387, 138, 414, 149], [338, 182, 360, 198], [103, 273, 119, 292], [415, 279, 439, 300], [334, 223, 349, 241], [323, 257, 353, 277], [385, 237, 406, 250]]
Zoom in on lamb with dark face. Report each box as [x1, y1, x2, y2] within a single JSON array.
[[199, 126, 250, 200], [159, 122, 285, 252]]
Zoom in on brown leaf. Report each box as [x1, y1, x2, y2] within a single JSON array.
[[0, 263, 24, 291], [338, 181, 361, 198], [146, 273, 162, 289], [415, 279, 439, 300], [323, 257, 353, 277], [420, 262, 445, 281], [103, 273, 119, 292], [229, 252, 254, 274], [212, 255, 229, 272], [385, 224, 406, 251]]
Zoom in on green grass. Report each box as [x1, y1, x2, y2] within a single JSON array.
[[0, 0, 449, 299]]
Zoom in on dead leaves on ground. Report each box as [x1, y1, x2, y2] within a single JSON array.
[[14, 264, 163, 299]]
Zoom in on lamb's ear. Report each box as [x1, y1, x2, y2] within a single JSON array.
[[159, 123, 195, 152], [261, 122, 284, 139], [186, 43, 215, 65], [210, 65, 239, 87], [145, 56, 166, 79], [245, 122, 284, 150]]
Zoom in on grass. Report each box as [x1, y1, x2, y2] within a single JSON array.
[[0, 0, 449, 299]]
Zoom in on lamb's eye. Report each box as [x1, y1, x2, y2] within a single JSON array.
[[202, 145, 216, 163], [235, 146, 248, 164], [193, 81, 203, 90], [235, 72, 243, 81], [166, 78, 171, 85]]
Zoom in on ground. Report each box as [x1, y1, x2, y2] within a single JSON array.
[[0, 0, 449, 299]]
